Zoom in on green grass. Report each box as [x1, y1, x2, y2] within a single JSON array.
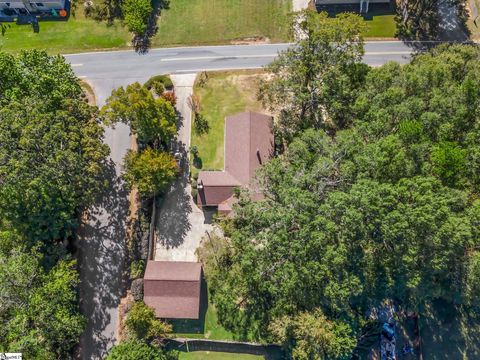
[[191, 70, 265, 176], [362, 11, 397, 38], [152, 0, 292, 46], [0, 0, 291, 53], [179, 352, 262, 360], [0, 8, 130, 54]]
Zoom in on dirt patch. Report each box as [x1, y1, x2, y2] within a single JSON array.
[[79, 80, 96, 106], [230, 36, 271, 45]]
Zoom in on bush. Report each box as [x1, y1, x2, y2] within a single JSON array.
[[191, 179, 198, 189], [130, 260, 145, 279], [145, 75, 173, 90], [152, 81, 165, 97], [131, 278, 144, 301], [190, 145, 199, 158], [161, 91, 176, 106], [194, 113, 210, 135], [106, 341, 172, 360], [125, 301, 172, 342], [192, 171, 199, 181]]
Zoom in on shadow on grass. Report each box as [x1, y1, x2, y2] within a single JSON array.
[[133, 0, 170, 53], [315, 3, 395, 21]]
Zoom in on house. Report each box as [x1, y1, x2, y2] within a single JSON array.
[[0, 0, 68, 25], [143, 261, 202, 319], [315, 0, 391, 13], [197, 111, 274, 216]]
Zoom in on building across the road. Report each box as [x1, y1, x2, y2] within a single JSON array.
[[315, 0, 390, 13], [0, 0, 68, 29], [144, 261, 202, 319], [197, 111, 274, 216]]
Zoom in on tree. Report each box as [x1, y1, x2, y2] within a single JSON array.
[[0, 245, 84, 359], [106, 340, 176, 360], [0, 51, 110, 246], [124, 301, 172, 343], [259, 10, 368, 139], [395, 0, 439, 40], [123, 149, 178, 196], [102, 82, 177, 148], [270, 310, 356, 360], [122, 0, 152, 35]]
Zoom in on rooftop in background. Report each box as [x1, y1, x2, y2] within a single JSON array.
[[197, 111, 274, 214], [144, 261, 202, 319]]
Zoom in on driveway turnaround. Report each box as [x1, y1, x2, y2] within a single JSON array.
[[154, 74, 215, 262]]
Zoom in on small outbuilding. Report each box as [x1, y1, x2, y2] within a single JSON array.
[[143, 261, 202, 320]]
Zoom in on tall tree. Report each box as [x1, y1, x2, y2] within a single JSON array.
[[0, 51, 110, 246], [259, 10, 368, 139], [123, 149, 178, 196], [102, 82, 177, 148]]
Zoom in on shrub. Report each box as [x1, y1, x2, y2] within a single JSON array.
[[131, 278, 144, 301], [161, 91, 176, 106], [125, 301, 172, 341], [192, 171, 199, 181], [130, 260, 145, 279], [191, 179, 198, 189], [194, 113, 210, 135], [190, 145, 199, 158], [152, 81, 165, 97], [145, 75, 173, 90], [106, 340, 171, 360]]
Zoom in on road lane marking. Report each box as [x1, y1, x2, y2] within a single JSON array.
[[71, 63, 84, 67], [160, 54, 278, 62]]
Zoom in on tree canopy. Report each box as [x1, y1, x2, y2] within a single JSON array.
[[200, 40, 480, 358], [259, 10, 368, 139], [0, 50, 110, 246], [102, 82, 177, 148], [0, 50, 110, 358], [123, 148, 178, 196]]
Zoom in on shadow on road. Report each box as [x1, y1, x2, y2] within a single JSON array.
[[76, 158, 130, 360]]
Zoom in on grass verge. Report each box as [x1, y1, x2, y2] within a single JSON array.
[[190, 70, 267, 176]]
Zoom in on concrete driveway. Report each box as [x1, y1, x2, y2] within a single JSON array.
[[154, 74, 215, 262]]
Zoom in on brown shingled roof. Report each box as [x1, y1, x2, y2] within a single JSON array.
[[197, 111, 273, 210], [144, 261, 202, 319]]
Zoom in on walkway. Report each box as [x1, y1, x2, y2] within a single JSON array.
[[154, 74, 215, 262]]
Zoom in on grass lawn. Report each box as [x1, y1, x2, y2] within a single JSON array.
[[152, 0, 291, 46], [179, 352, 262, 360], [0, 7, 130, 54], [362, 11, 397, 38], [191, 70, 266, 176]]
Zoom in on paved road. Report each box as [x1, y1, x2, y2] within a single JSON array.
[[69, 41, 414, 359], [66, 41, 414, 82]]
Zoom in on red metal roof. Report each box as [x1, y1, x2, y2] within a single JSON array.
[[144, 261, 202, 319], [197, 111, 273, 209]]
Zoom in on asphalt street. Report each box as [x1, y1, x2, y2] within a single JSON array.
[[70, 41, 415, 359], [65, 41, 414, 84]]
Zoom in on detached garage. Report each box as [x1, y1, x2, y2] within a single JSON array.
[[143, 261, 202, 320]]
